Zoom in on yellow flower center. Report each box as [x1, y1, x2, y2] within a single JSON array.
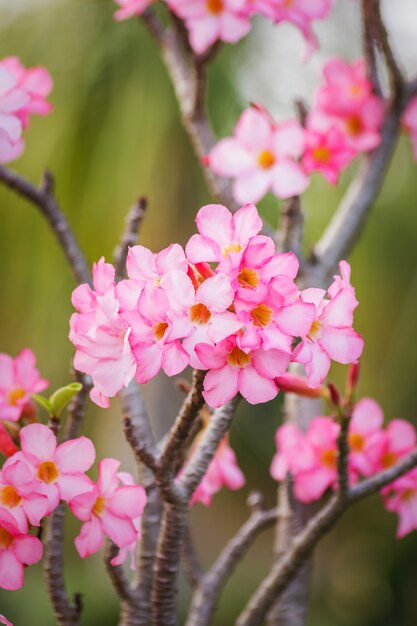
[[153, 321, 168, 341], [206, 0, 223, 14], [7, 387, 25, 406], [38, 461, 59, 484], [401, 488, 416, 502], [227, 346, 251, 368], [251, 304, 273, 328], [345, 115, 363, 136], [350, 83, 363, 97], [222, 242, 242, 258], [238, 268, 259, 289], [321, 448, 337, 469], [308, 319, 321, 341], [0, 486, 22, 509], [381, 451, 397, 469], [190, 303, 212, 325], [258, 150, 276, 169], [93, 496, 106, 517], [348, 432, 365, 453], [312, 146, 331, 163], [0, 528, 14, 549]]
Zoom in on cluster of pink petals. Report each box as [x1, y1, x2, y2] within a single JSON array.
[[0, 57, 52, 164], [70, 203, 363, 409], [403, 96, 417, 161], [114, 0, 334, 55], [0, 349, 48, 423], [272, 397, 417, 538]]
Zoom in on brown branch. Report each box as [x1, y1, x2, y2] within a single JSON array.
[[369, 0, 404, 95], [276, 196, 305, 263], [361, 0, 382, 95], [114, 196, 148, 280], [186, 493, 277, 626], [64, 372, 91, 441], [105, 541, 138, 605], [0, 166, 91, 286], [182, 523, 204, 588]]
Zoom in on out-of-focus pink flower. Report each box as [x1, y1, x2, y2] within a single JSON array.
[[113, 0, 154, 20], [191, 435, 245, 506], [0, 614, 12, 626], [0, 425, 18, 458], [0, 349, 48, 422], [207, 107, 308, 204], [19, 423, 95, 514], [196, 334, 290, 407], [403, 96, 417, 161], [0, 507, 42, 590], [348, 397, 384, 477], [70, 258, 137, 407], [293, 261, 364, 387], [303, 124, 354, 184], [383, 468, 417, 538], [185, 203, 262, 270], [271, 417, 340, 502], [70, 458, 147, 559], [168, 0, 252, 54], [368, 419, 416, 474]]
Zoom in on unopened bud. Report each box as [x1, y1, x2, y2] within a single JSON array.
[[346, 363, 360, 397], [276, 373, 328, 399], [328, 383, 341, 408]]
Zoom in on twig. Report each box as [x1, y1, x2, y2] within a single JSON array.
[[182, 523, 204, 588], [369, 0, 404, 96], [114, 196, 148, 280], [276, 196, 305, 265], [64, 372, 91, 441], [361, 0, 382, 95], [105, 541, 138, 605], [0, 166, 91, 286], [186, 493, 277, 626]]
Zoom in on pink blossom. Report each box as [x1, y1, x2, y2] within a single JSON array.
[[70, 258, 137, 407], [0, 425, 18, 458], [113, 0, 154, 20], [0, 349, 48, 422], [317, 58, 372, 117], [348, 397, 384, 477], [0, 507, 42, 590], [383, 468, 417, 538], [70, 458, 147, 559], [293, 261, 364, 387], [403, 96, 417, 161], [191, 435, 245, 506], [207, 107, 308, 204], [196, 334, 290, 407], [303, 124, 355, 184], [185, 203, 262, 270], [0, 65, 27, 163], [167, 0, 252, 55], [19, 423, 95, 513], [368, 419, 416, 474], [0, 615, 12, 626], [271, 417, 340, 502]]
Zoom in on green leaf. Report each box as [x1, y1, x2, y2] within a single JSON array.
[[49, 383, 83, 417], [32, 394, 53, 416]]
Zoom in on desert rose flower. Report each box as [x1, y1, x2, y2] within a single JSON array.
[[19, 423, 95, 513], [70, 458, 147, 559], [113, 0, 154, 19], [367, 419, 416, 473], [0, 615, 12, 626], [0, 507, 42, 590], [0, 349, 48, 422], [383, 468, 417, 538], [348, 397, 384, 477], [207, 107, 308, 204], [303, 124, 355, 184]]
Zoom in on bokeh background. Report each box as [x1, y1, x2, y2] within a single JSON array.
[[1, 0, 417, 624]]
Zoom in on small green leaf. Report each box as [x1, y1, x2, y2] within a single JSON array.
[[49, 383, 83, 417], [32, 394, 53, 416]]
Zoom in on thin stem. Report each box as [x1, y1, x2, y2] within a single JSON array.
[[105, 541, 138, 605], [182, 523, 204, 588]]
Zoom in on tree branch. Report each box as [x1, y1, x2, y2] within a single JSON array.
[[105, 541, 138, 605], [182, 522, 204, 589], [114, 196, 148, 280], [0, 166, 91, 286]]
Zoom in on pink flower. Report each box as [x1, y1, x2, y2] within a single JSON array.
[[348, 397, 384, 477], [293, 261, 364, 387], [0, 64, 27, 163], [0, 349, 48, 422], [191, 435, 245, 506], [383, 468, 417, 538], [317, 58, 372, 117], [0, 615, 12, 626], [0, 507, 43, 590], [19, 423, 95, 513], [0, 455, 49, 529], [271, 417, 340, 502], [368, 419, 416, 474], [185, 203, 262, 269], [113, 0, 154, 20], [0, 425, 18, 458], [70, 458, 147, 559], [403, 96, 417, 161], [303, 124, 355, 184], [208, 107, 308, 204], [70, 258, 137, 407], [168, 0, 252, 55], [196, 334, 290, 407]]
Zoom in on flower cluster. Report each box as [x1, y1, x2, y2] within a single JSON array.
[[207, 58, 386, 204], [70, 203, 363, 408], [271, 397, 417, 537], [0, 415, 146, 589], [114, 0, 334, 55], [0, 57, 52, 164]]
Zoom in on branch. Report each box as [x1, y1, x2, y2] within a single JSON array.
[[369, 0, 404, 95], [186, 493, 277, 626], [361, 0, 382, 95], [105, 541, 138, 605], [0, 166, 91, 286], [114, 196, 148, 280], [182, 522, 204, 588], [276, 196, 305, 264]]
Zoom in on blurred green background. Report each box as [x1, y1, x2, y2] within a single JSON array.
[[1, 0, 417, 624]]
